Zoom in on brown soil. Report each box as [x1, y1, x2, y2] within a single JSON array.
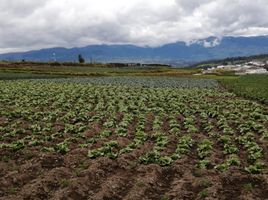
[[0, 143, 267, 200]]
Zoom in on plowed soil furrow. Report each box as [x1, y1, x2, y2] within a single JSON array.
[[123, 165, 177, 200], [2, 166, 72, 200], [218, 172, 268, 200], [165, 157, 208, 200], [117, 140, 155, 169], [88, 170, 135, 200], [0, 160, 43, 196]]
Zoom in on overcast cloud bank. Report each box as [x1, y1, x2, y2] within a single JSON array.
[[0, 0, 268, 53]]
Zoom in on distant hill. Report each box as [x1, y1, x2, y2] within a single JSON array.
[[190, 54, 268, 69], [1, 35, 268, 65]]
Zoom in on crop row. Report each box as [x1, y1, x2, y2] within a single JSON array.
[[33, 76, 219, 88], [0, 80, 267, 174]]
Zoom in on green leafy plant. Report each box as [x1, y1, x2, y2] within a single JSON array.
[[197, 139, 213, 159], [54, 141, 69, 154], [245, 162, 266, 174]]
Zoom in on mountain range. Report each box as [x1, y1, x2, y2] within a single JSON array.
[[1, 35, 268, 65]]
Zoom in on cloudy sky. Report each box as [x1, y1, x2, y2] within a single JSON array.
[[0, 0, 268, 53]]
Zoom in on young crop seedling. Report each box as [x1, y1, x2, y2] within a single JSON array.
[[88, 140, 119, 159], [197, 139, 213, 159], [245, 162, 266, 174]]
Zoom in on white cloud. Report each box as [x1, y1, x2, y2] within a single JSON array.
[[0, 0, 268, 53]]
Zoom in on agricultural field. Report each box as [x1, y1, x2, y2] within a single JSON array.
[[219, 75, 268, 104], [0, 63, 200, 77], [0, 72, 66, 80], [0, 77, 267, 200]]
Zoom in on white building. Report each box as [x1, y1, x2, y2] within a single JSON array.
[[248, 61, 265, 66], [236, 68, 268, 75], [203, 60, 268, 75], [246, 68, 268, 74]]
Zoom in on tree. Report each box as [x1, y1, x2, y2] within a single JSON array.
[[78, 54, 85, 64]]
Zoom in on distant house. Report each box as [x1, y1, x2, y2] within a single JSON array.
[[236, 68, 268, 75], [248, 61, 265, 67], [245, 68, 268, 74], [216, 65, 237, 70], [127, 63, 139, 67], [216, 65, 225, 69]]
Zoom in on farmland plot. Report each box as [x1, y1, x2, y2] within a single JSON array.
[[0, 77, 267, 200]]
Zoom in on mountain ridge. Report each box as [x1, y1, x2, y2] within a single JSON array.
[[1, 35, 268, 65]]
